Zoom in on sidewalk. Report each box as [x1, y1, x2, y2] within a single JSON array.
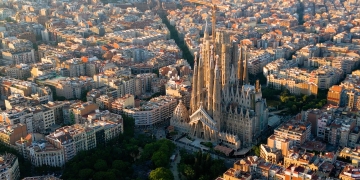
[[170, 150, 181, 180]]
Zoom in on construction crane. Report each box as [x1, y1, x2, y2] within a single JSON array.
[[186, 0, 217, 44]]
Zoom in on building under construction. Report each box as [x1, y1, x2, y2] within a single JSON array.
[[170, 27, 269, 150]]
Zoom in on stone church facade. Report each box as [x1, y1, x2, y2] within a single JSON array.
[[170, 30, 268, 150]]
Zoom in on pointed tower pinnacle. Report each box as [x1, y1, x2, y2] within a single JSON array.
[[238, 46, 244, 86], [190, 52, 198, 114], [204, 18, 210, 40], [207, 45, 215, 116], [197, 46, 204, 108], [256, 79, 260, 93], [243, 46, 249, 84], [213, 55, 221, 130]]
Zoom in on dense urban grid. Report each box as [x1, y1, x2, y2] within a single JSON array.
[[0, 0, 359, 179]]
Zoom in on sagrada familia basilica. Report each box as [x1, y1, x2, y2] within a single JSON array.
[[170, 28, 269, 150]]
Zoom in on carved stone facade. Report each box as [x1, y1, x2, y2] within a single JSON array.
[[170, 100, 190, 134], [171, 30, 268, 150]]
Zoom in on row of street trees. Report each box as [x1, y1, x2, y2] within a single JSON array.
[[177, 150, 226, 180], [262, 87, 328, 114]]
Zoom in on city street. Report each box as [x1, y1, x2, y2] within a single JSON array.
[[170, 149, 181, 180]]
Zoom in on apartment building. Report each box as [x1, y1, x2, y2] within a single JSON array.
[[5, 93, 39, 110], [284, 164, 318, 180], [46, 111, 123, 162], [0, 8, 13, 20], [15, 133, 45, 161], [27, 141, 65, 167], [327, 85, 346, 106], [123, 95, 177, 126], [86, 110, 124, 142], [67, 101, 99, 124], [284, 151, 321, 171], [0, 104, 56, 134], [311, 66, 343, 90], [44, 76, 95, 100], [221, 168, 252, 180], [106, 29, 168, 46], [4, 64, 31, 80], [0, 77, 52, 102], [263, 58, 297, 77], [266, 135, 294, 157], [273, 120, 311, 146], [324, 117, 356, 147], [339, 165, 360, 180], [59, 58, 85, 77], [93, 74, 112, 88], [260, 144, 282, 164], [30, 63, 56, 79], [317, 115, 332, 139], [42, 101, 66, 126], [0, 106, 35, 132], [248, 50, 273, 75], [0, 153, 20, 180], [349, 127, 360, 148], [96, 95, 114, 110], [27, 105, 56, 133], [121, 77, 136, 95], [267, 75, 318, 96], [216, 156, 287, 180], [267, 65, 341, 95], [86, 89, 103, 103], [93, 75, 135, 96], [165, 75, 191, 108], [2, 48, 36, 65], [306, 57, 360, 74], [294, 45, 320, 66], [110, 94, 135, 114], [215, 156, 263, 180], [340, 148, 360, 166], [332, 71, 360, 111], [304, 108, 323, 136], [0, 124, 27, 146], [135, 73, 157, 96]]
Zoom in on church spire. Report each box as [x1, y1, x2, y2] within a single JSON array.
[[238, 46, 244, 86], [243, 46, 249, 84], [190, 52, 198, 114], [204, 18, 210, 40], [207, 46, 215, 116], [213, 55, 221, 131], [256, 79, 260, 93], [197, 46, 204, 109]]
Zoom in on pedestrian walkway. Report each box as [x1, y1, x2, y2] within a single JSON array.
[[170, 150, 181, 180]]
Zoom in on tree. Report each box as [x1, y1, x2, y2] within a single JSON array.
[[149, 167, 174, 180], [80, 89, 89, 102], [112, 160, 129, 171], [252, 146, 260, 156], [122, 115, 135, 137], [178, 150, 225, 180], [183, 164, 195, 179], [210, 160, 226, 178], [152, 151, 169, 168], [94, 159, 108, 171], [56, 96, 66, 101], [302, 95, 308, 102], [93, 171, 116, 180], [5, 17, 15, 22], [33, 43, 38, 51], [78, 169, 93, 180]]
